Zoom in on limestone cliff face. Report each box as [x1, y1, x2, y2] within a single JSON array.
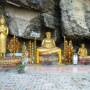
[[0, 0, 90, 40], [6, 0, 54, 12], [3, 0, 60, 41], [60, 0, 90, 38], [5, 5, 41, 39]]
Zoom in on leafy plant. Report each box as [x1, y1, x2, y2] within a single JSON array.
[[16, 62, 25, 73]]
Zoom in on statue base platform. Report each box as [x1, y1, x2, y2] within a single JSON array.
[[0, 53, 21, 67], [40, 54, 58, 62], [79, 56, 90, 64]]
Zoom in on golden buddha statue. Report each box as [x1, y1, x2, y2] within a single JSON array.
[[28, 41, 32, 57], [37, 32, 62, 64], [42, 32, 56, 48], [68, 40, 74, 54], [64, 36, 68, 58], [78, 44, 87, 57], [68, 40, 74, 63], [0, 16, 9, 57]]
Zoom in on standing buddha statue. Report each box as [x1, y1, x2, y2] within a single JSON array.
[[64, 36, 68, 60], [0, 15, 9, 57], [28, 40, 32, 58], [68, 40, 74, 63]]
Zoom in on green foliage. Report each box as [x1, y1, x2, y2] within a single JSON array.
[[16, 62, 25, 73]]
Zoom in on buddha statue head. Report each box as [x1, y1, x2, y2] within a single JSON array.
[[69, 40, 73, 46], [81, 43, 85, 48], [65, 40, 68, 45], [46, 32, 51, 39], [0, 16, 5, 25]]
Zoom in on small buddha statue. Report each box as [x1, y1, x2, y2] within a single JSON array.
[[68, 40, 74, 63], [64, 36, 68, 58], [78, 44, 87, 57], [28, 41, 32, 57], [68, 41, 74, 54], [37, 32, 62, 64], [0, 15, 9, 57]]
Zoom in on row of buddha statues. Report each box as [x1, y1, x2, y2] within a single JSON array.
[[0, 15, 88, 64], [7, 32, 88, 64]]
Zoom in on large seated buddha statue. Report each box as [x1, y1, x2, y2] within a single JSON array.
[[36, 32, 62, 64]]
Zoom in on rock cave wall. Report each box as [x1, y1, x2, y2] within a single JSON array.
[[60, 0, 90, 39], [0, 0, 90, 47]]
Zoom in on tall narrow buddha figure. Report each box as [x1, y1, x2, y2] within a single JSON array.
[[68, 40, 74, 63], [64, 36, 68, 59], [0, 16, 9, 57]]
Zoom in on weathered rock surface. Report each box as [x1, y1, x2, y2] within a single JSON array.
[[5, 5, 41, 39], [6, 0, 55, 12], [1, 0, 60, 41], [60, 0, 90, 38], [4, 4, 60, 40]]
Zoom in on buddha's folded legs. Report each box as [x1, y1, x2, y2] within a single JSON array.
[[36, 48, 62, 64], [37, 48, 61, 54]]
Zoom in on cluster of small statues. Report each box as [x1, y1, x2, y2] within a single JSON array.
[[64, 36, 74, 63], [0, 15, 88, 64], [8, 36, 36, 58], [8, 35, 21, 57]]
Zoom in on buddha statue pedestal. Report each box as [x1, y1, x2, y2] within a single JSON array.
[[0, 57, 20, 67], [79, 56, 90, 64], [36, 47, 62, 64]]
